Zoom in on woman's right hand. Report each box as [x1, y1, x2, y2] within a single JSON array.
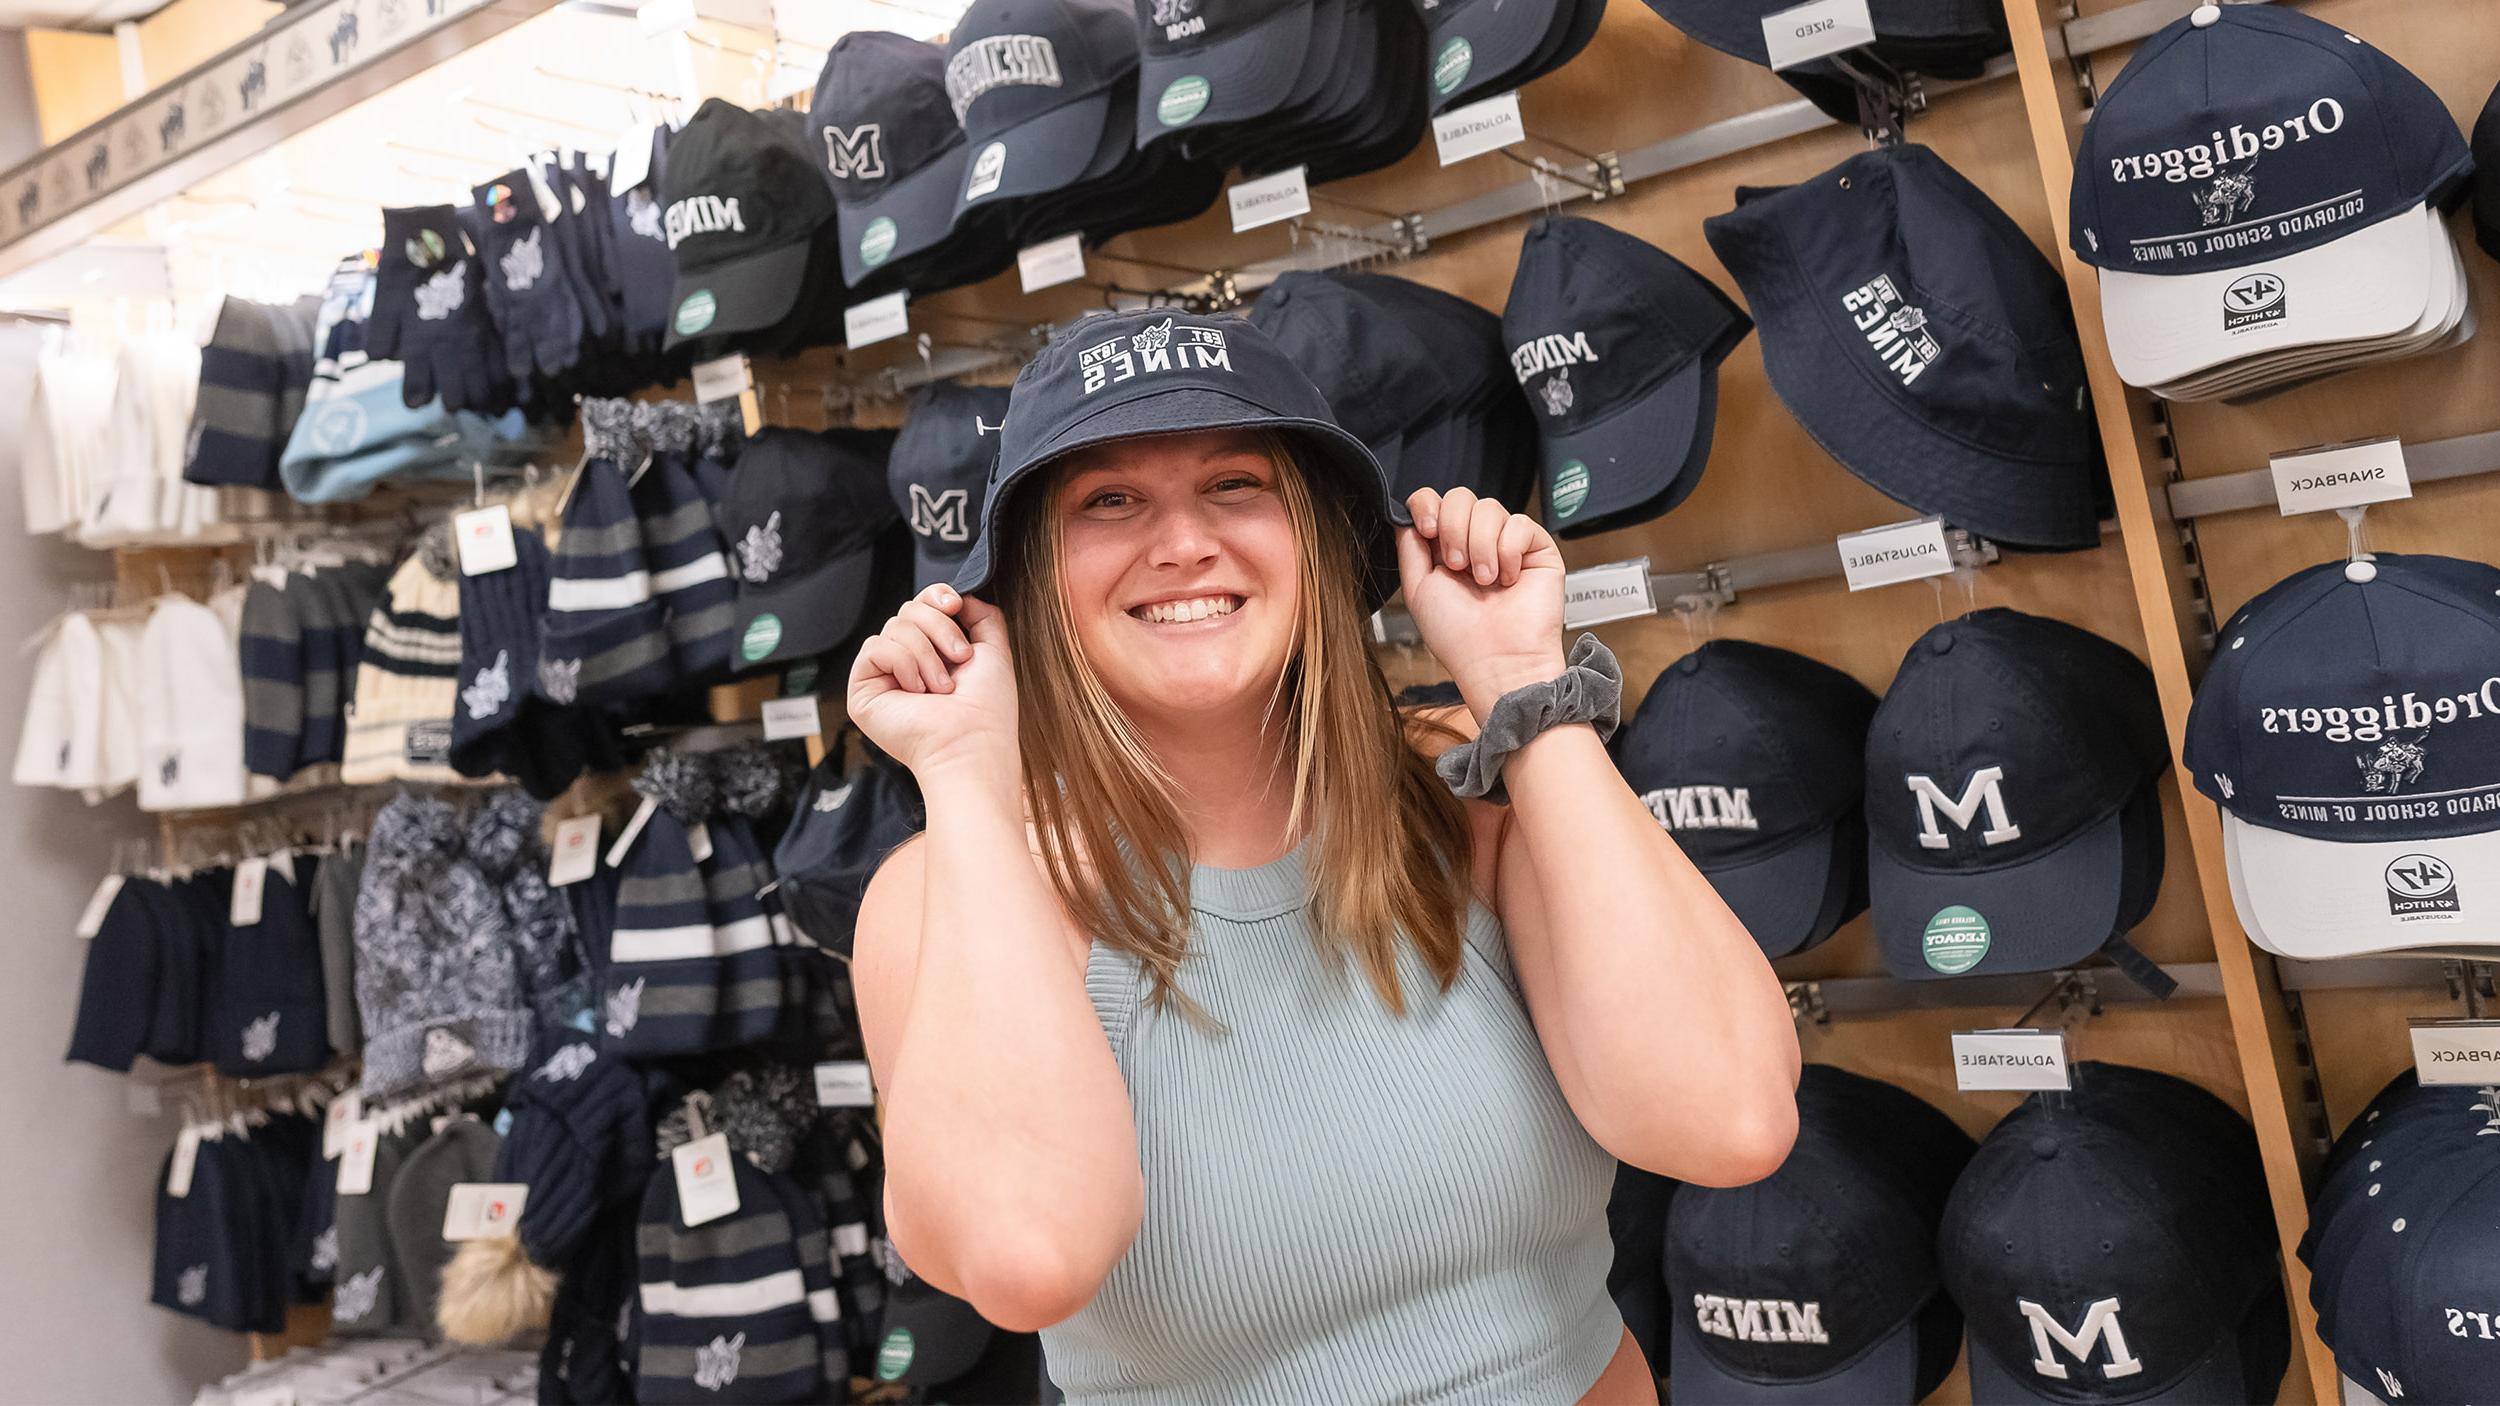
[[845, 584, 1020, 779]]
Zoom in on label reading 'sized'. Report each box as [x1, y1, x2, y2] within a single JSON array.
[[2269, 437, 2412, 516], [845, 291, 910, 349], [1759, 0, 1877, 70], [1229, 166, 1312, 232], [2411, 1020, 2500, 1085], [1561, 558, 1658, 630], [1018, 233, 1087, 293], [1951, 1029, 2073, 1092], [1838, 516, 1954, 591]]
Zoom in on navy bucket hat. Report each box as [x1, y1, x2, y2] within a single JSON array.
[[951, 307, 1405, 608]]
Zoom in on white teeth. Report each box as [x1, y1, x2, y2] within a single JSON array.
[[1136, 595, 1238, 624]]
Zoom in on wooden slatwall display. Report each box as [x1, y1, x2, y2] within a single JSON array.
[[756, 5, 2298, 1403]]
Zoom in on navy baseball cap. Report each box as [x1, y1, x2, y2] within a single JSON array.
[[812, 33, 978, 288], [947, 0, 1138, 220], [2475, 78, 2500, 263], [951, 308, 1405, 610], [657, 99, 837, 349], [1133, 0, 1322, 146], [720, 429, 901, 669], [1705, 144, 2105, 551], [889, 381, 1010, 592], [1421, 0, 1564, 114], [1503, 216, 1751, 539], [774, 749, 925, 958], [2300, 1075, 2500, 1403], [1341, 271, 1539, 508], [2069, 5, 2471, 389], [2184, 553, 2500, 961], [1942, 1062, 2289, 1405], [1865, 610, 2173, 992], [1667, 1065, 1975, 1404], [1614, 642, 1879, 958]]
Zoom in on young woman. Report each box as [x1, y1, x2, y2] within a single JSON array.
[[846, 309, 1800, 1404]]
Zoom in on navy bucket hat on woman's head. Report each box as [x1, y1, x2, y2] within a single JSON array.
[[951, 307, 1405, 609]]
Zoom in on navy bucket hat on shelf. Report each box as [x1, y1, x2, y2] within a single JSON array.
[[951, 307, 1405, 609], [1704, 144, 2105, 551]]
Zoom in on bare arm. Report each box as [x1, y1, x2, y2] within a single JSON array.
[[1400, 487, 1800, 1186], [848, 586, 1144, 1332]]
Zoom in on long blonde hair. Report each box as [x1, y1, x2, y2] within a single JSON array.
[[998, 431, 1471, 1015]]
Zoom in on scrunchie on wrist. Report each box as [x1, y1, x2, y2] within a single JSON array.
[[1434, 634, 1623, 804]]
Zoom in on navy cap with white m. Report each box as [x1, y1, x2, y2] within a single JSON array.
[[2069, 4, 2470, 386], [2185, 552, 2500, 960], [951, 307, 1403, 609]]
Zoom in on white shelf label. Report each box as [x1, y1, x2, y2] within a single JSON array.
[[1952, 1029, 2073, 1091], [762, 695, 824, 741], [2270, 438, 2411, 516], [168, 1126, 201, 1198], [1761, 0, 1876, 70], [2411, 1019, 2500, 1085], [672, 1133, 741, 1227], [1229, 165, 1312, 232], [1018, 233, 1087, 293], [442, 1183, 530, 1241], [845, 291, 910, 349], [1433, 92, 1525, 166], [454, 503, 518, 576], [814, 1061, 876, 1108], [692, 353, 753, 406], [549, 814, 601, 887], [1839, 516, 1954, 591], [1561, 558, 1658, 630]]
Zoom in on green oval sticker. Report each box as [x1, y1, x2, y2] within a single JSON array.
[[859, 216, 898, 268], [1158, 75, 1211, 127], [875, 1327, 914, 1381], [741, 613, 783, 663], [674, 290, 717, 337], [1922, 905, 1992, 975], [1433, 37, 1474, 96], [1549, 459, 1590, 519]]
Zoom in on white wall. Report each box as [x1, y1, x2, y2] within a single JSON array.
[[0, 322, 249, 1398]]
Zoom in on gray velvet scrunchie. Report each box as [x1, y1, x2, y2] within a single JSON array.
[[1434, 634, 1623, 804]]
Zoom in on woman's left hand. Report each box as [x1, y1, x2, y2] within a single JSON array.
[[1396, 486, 1568, 712]]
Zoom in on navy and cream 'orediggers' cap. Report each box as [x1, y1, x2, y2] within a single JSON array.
[[951, 307, 1404, 609]]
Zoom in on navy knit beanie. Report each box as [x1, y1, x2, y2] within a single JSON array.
[[209, 857, 331, 1077], [634, 404, 738, 681], [67, 876, 160, 1072], [496, 1034, 653, 1268], [451, 524, 552, 778], [539, 404, 675, 707], [148, 872, 220, 1066], [635, 1157, 843, 1403]]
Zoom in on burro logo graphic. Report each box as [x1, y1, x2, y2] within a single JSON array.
[[2223, 270, 2286, 332], [2385, 852, 2460, 919], [1841, 274, 1941, 387]]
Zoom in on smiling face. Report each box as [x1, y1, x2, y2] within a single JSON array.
[[1046, 428, 1304, 727]]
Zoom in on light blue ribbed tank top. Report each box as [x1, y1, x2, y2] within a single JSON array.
[[1040, 842, 1624, 1404]]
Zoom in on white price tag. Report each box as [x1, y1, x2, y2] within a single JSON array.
[[1018, 233, 1088, 293], [1760, 0, 1877, 70], [324, 1091, 363, 1159], [636, 0, 695, 36], [2269, 438, 2412, 516], [671, 1133, 741, 1227], [814, 1061, 876, 1108], [230, 857, 269, 926], [337, 1119, 380, 1196], [610, 125, 654, 193], [169, 1125, 202, 1198], [1433, 92, 1526, 166], [550, 814, 601, 887], [686, 821, 713, 864], [762, 695, 824, 742], [1838, 516, 1955, 591], [607, 794, 660, 868], [2410, 1019, 2500, 1085], [1229, 165, 1312, 232], [1561, 558, 1658, 630], [833, 1222, 869, 1257], [845, 291, 910, 349], [1951, 1029, 2073, 1092], [692, 353, 754, 406], [76, 873, 125, 939], [442, 1183, 530, 1241], [454, 504, 518, 576]]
